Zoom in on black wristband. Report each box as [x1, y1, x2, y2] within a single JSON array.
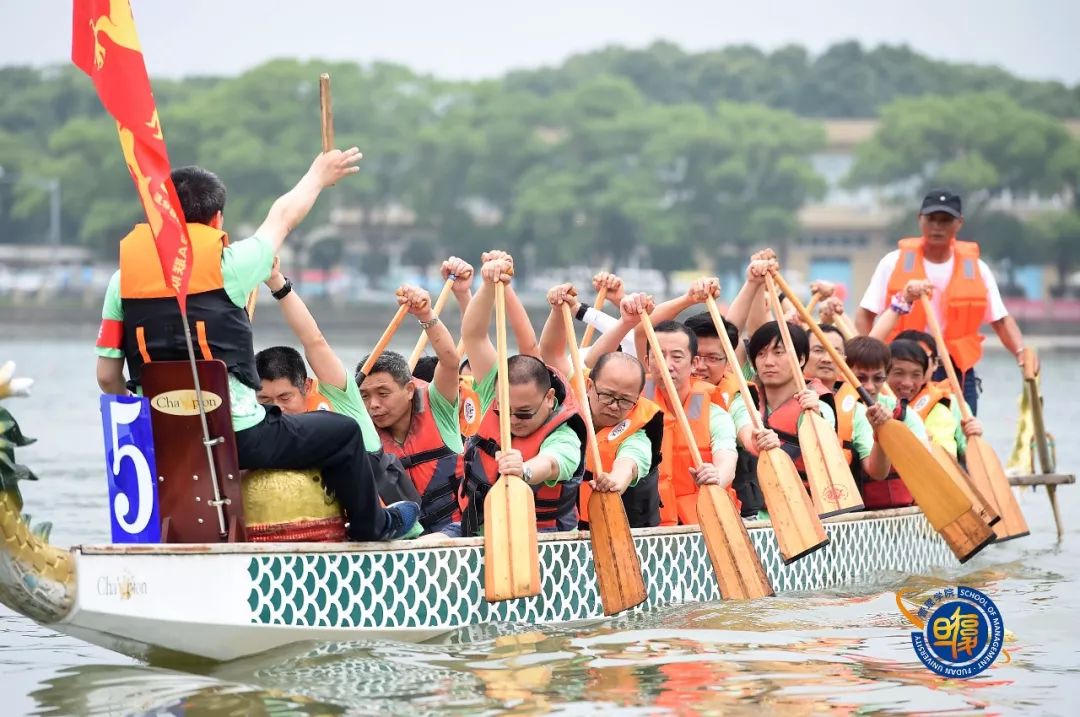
[[271, 277, 293, 301], [575, 304, 588, 321]]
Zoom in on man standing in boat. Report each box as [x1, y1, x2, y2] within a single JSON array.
[[457, 252, 587, 535], [94, 151, 421, 542], [538, 283, 663, 528], [359, 285, 465, 536], [855, 189, 1031, 415]]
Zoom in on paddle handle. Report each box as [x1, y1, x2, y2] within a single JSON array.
[[769, 270, 877, 408], [494, 282, 513, 452], [763, 274, 809, 392], [705, 296, 764, 432], [640, 312, 704, 468], [919, 296, 973, 421], [806, 293, 821, 314], [319, 73, 334, 152], [358, 305, 409, 378], [579, 288, 608, 349], [833, 312, 857, 340], [407, 277, 455, 370], [562, 304, 604, 475]]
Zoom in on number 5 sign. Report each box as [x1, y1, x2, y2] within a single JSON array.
[[100, 395, 161, 543]]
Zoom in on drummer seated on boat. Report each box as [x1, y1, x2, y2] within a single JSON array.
[[538, 283, 662, 529], [94, 152, 421, 542], [801, 324, 891, 482], [359, 285, 465, 536], [456, 254, 587, 535]]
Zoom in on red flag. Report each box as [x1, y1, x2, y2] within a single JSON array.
[[72, 0, 192, 312]]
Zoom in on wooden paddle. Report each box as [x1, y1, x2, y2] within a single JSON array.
[[764, 276, 863, 518], [579, 288, 608, 349], [319, 73, 334, 152], [919, 296, 1029, 542], [806, 293, 821, 315], [704, 296, 829, 563], [639, 311, 773, 599], [1023, 348, 1066, 539], [561, 303, 646, 615], [355, 303, 410, 382], [484, 281, 541, 601], [407, 277, 455, 370], [771, 270, 994, 563], [833, 313, 856, 340]]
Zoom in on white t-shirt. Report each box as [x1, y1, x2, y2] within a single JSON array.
[[859, 249, 1008, 331]]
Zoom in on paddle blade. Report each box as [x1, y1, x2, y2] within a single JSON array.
[[797, 413, 864, 517], [930, 443, 1000, 527], [484, 475, 541, 601], [875, 420, 994, 562], [756, 448, 829, 564], [967, 435, 1029, 542], [696, 485, 774, 600], [587, 490, 646, 615]]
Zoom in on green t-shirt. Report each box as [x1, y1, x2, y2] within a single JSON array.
[[96, 234, 274, 432], [476, 366, 582, 484], [314, 375, 381, 449], [613, 428, 652, 487], [850, 402, 874, 461], [708, 403, 738, 456], [728, 391, 838, 450]]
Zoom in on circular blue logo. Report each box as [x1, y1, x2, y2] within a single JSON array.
[[908, 586, 1004, 678]]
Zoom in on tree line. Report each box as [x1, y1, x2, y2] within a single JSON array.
[[1, 41, 1078, 291]]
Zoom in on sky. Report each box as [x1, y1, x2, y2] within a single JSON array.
[[2, 0, 1079, 84]]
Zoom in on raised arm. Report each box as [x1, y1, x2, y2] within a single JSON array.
[[538, 283, 578, 377], [441, 256, 474, 319], [460, 256, 511, 381], [255, 149, 363, 252], [584, 293, 654, 369], [265, 258, 347, 390], [868, 280, 931, 341], [398, 284, 460, 402], [506, 284, 540, 358]]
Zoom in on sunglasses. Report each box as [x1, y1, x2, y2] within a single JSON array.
[[493, 398, 547, 421]]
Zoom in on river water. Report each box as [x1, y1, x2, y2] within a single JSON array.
[[1, 332, 1078, 716]]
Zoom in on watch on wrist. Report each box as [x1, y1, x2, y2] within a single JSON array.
[[418, 316, 440, 330], [575, 304, 589, 321], [271, 277, 293, 301], [522, 465, 534, 483]]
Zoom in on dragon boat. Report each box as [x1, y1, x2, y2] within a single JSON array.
[[0, 359, 1071, 663]]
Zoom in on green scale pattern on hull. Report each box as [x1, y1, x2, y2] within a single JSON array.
[[246, 511, 952, 629]]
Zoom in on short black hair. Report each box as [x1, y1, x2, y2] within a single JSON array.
[[412, 356, 438, 383], [888, 339, 929, 372], [358, 351, 411, 386], [684, 311, 739, 349], [650, 320, 698, 357], [255, 346, 308, 389], [817, 323, 844, 339], [507, 354, 552, 391], [895, 329, 938, 359], [747, 321, 808, 366], [592, 351, 646, 393], [171, 166, 226, 224], [846, 336, 891, 370]]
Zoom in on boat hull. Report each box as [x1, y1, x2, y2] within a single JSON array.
[[57, 507, 953, 662]]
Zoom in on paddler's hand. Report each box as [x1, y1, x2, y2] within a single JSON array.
[[819, 296, 845, 324], [397, 284, 433, 320], [796, 388, 821, 413], [265, 256, 286, 293], [809, 280, 836, 300], [752, 428, 781, 453], [441, 256, 474, 295], [480, 258, 514, 285], [750, 248, 777, 262], [309, 146, 363, 187], [961, 416, 984, 438], [480, 250, 514, 267], [690, 462, 723, 486], [592, 470, 631, 494], [866, 403, 890, 431], [495, 449, 525, 479], [746, 258, 776, 285], [592, 272, 626, 306], [688, 277, 720, 303], [903, 279, 932, 305], [619, 292, 654, 326], [547, 283, 579, 312]]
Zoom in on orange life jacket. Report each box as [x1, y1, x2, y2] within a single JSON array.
[[578, 397, 664, 528], [117, 223, 259, 390], [458, 376, 482, 438], [305, 379, 333, 412], [377, 380, 463, 533], [885, 238, 989, 372], [644, 377, 739, 526], [762, 379, 835, 475], [708, 372, 742, 411], [911, 380, 952, 421], [459, 367, 586, 533]]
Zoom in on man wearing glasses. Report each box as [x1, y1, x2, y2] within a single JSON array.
[[456, 253, 587, 535], [539, 284, 664, 528]]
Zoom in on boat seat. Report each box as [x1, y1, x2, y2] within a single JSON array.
[[141, 360, 246, 543]]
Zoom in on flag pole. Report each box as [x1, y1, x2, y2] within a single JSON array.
[[180, 314, 228, 536]]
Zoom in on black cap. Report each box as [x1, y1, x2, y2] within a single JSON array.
[[920, 188, 962, 218]]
